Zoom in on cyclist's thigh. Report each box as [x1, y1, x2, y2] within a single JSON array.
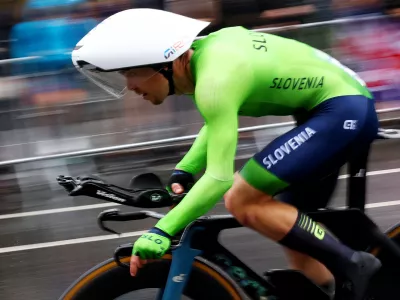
[[275, 169, 340, 212], [239, 95, 378, 208], [277, 110, 340, 212]]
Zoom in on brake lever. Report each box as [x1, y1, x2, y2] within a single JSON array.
[[98, 209, 121, 234], [114, 243, 133, 268], [97, 209, 151, 234]]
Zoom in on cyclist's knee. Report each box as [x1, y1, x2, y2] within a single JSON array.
[[224, 188, 241, 216], [224, 174, 273, 227], [225, 194, 255, 227]]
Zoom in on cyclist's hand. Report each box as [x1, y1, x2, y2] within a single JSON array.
[[130, 256, 148, 276], [171, 182, 184, 194], [130, 228, 171, 276], [167, 169, 195, 194]]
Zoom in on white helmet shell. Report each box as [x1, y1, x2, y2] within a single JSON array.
[[72, 8, 210, 71]]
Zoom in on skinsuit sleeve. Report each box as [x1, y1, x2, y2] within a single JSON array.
[[156, 45, 254, 236]]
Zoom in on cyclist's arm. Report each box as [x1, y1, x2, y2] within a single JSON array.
[[175, 124, 208, 175], [156, 48, 253, 236]]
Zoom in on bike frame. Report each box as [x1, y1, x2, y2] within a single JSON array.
[[58, 128, 400, 299], [153, 208, 400, 300], [151, 132, 400, 300], [155, 216, 272, 300]]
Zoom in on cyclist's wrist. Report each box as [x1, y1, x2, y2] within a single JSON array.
[[175, 162, 199, 175], [172, 169, 193, 176], [149, 226, 172, 239]]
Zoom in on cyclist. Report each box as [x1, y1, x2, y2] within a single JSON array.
[[72, 8, 381, 300]]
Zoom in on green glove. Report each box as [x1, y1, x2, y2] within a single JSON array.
[[132, 228, 171, 259]]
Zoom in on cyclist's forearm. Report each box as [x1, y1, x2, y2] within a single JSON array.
[[155, 172, 232, 236], [175, 125, 207, 175]]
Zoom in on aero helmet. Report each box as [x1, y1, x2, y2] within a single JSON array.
[[72, 8, 210, 98]]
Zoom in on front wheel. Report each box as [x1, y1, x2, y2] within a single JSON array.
[[59, 254, 245, 300]]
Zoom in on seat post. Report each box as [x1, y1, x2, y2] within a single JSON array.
[[346, 146, 370, 212]]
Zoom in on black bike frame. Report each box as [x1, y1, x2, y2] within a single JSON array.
[[152, 140, 400, 300], [152, 208, 400, 300], [154, 216, 274, 300], [346, 146, 369, 211], [69, 129, 400, 300]]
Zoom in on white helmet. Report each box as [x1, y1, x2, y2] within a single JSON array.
[[72, 8, 210, 98]]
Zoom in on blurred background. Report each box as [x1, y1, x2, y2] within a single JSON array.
[[0, 0, 398, 193], [0, 1, 400, 299]]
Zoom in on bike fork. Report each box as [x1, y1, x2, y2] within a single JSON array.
[[157, 227, 203, 300]]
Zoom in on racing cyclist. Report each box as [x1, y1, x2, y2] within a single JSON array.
[[71, 8, 381, 300]]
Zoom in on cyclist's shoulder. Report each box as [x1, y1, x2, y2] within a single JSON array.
[[192, 26, 255, 56], [198, 26, 250, 41], [191, 28, 253, 79]]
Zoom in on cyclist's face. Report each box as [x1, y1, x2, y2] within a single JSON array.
[[123, 68, 169, 105]]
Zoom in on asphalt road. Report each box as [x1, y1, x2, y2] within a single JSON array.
[[0, 137, 400, 300]]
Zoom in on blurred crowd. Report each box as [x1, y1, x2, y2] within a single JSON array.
[[0, 0, 398, 164]]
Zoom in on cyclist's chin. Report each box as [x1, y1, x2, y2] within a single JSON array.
[[148, 96, 165, 105]]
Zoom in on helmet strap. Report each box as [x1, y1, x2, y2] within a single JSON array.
[[158, 62, 175, 95]]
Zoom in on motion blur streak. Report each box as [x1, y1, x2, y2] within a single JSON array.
[[0, 0, 399, 299]]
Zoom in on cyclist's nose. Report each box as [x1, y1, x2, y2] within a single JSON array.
[[127, 83, 138, 92], [129, 86, 144, 96], [126, 82, 133, 90]]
